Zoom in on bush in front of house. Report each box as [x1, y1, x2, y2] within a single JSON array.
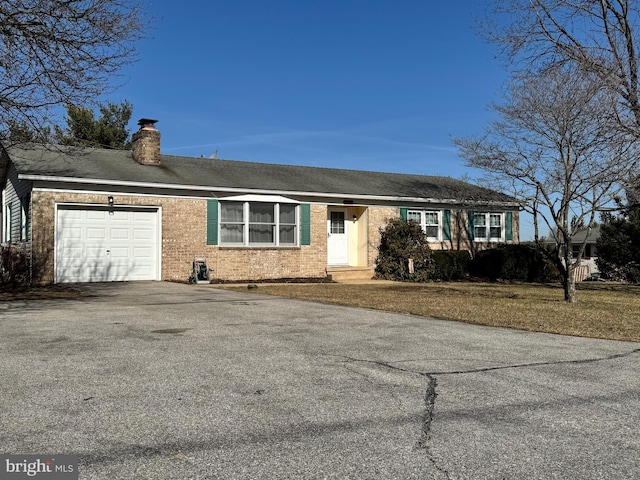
[[0, 244, 30, 288], [469, 244, 557, 282], [429, 250, 471, 281], [596, 208, 640, 282], [375, 218, 434, 282]]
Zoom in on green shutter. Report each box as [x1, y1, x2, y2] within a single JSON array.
[[443, 210, 451, 241], [506, 211, 513, 241], [467, 210, 475, 241], [300, 203, 311, 245], [400, 208, 408, 220], [207, 199, 218, 245]]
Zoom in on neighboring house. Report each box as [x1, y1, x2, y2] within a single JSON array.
[[0, 119, 520, 285], [569, 227, 601, 281], [544, 227, 601, 281]]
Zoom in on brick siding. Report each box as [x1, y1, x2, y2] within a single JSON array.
[[30, 191, 519, 284], [31, 193, 330, 284]]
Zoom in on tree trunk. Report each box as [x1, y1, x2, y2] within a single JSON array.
[[562, 267, 577, 303]]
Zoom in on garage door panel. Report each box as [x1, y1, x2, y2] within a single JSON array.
[[110, 210, 131, 220], [110, 228, 131, 240], [86, 210, 108, 221], [56, 206, 159, 283], [61, 210, 83, 220], [109, 247, 130, 259], [60, 245, 84, 255], [85, 246, 107, 259], [62, 227, 83, 239], [134, 210, 154, 219], [133, 246, 153, 258], [133, 228, 154, 240], [86, 227, 108, 240]]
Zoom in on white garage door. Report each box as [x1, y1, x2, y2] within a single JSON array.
[[55, 205, 160, 283]]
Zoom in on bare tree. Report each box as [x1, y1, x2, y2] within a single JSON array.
[[485, 0, 640, 136], [0, 0, 147, 145], [453, 66, 638, 302]]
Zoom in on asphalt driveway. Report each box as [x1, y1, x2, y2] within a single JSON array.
[[0, 281, 638, 479]]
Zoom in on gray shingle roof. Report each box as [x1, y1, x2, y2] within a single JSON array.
[[7, 144, 517, 205]]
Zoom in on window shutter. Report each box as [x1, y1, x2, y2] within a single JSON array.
[[467, 210, 475, 241], [300, 203, 311, 245], [506, 211, 513, 241], [400, 208, 408, 220], [207, 199, 218, 245], [443, 210, 451, 241]]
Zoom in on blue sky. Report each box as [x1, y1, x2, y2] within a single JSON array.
[[114, 1, 533, 238]]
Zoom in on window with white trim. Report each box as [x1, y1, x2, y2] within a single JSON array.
[[473, 212, 505, 242], [407, 210, 441, 241], [20, 193, 30, 241], [4, 203, 12, 242], [220, 201, 298, 246]]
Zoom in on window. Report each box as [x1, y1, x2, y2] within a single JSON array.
[[220, 202, 244, 243], [407, 210, 442, 241], [473, 212, 505, 242], [219, 201, 298, 246], [572, 244, 593, 259], [330, 211, 345, 234], [20, 194, 30, 241], [4, 203, 12, 242]]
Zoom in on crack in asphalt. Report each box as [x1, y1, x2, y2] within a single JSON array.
[[320, 346, 640, 479]]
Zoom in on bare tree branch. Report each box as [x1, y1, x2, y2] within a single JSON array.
[[484, 0, 640, 136], [0, 0, 148, 144], [453, 65, 638, 302]]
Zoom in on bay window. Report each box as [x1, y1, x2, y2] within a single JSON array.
[[220, 201, 298, 246]]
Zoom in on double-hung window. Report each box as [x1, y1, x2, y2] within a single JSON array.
[[473, 212, 504, 242], [4, 203, 12, 243], [407, 210, 441, 241], [20, 194, 30, 241], [220, 201, 298, 246]]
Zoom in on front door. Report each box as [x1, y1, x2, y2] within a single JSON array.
[[327, 209, 349, 265]]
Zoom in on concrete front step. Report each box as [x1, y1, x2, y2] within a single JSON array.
[[326, 266, 375, 282]]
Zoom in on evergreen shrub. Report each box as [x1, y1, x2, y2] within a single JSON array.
[[375, 219, 434, 282], [430, 250, 471, 281], [470, 244, 556, 282]]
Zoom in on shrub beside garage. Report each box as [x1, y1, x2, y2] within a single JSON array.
[[1, 244, 30, 288]]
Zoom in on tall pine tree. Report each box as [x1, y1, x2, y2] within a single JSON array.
[[55, 101, 133, 149], [596, 185, 640, 282]]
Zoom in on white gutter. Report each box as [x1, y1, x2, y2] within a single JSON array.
[[19, 173, 520, 208]]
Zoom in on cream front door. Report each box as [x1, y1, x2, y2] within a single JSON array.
[[327, 209, 349, 265]]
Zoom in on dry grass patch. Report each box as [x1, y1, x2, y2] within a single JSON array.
[[0, 285, 85, 301], [220, 282, 640, 342]]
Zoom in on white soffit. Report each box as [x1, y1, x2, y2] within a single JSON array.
[[216, 194, 300, 203]]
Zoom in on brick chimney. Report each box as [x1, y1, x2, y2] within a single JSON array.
[[132, 118, 160, 165]]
